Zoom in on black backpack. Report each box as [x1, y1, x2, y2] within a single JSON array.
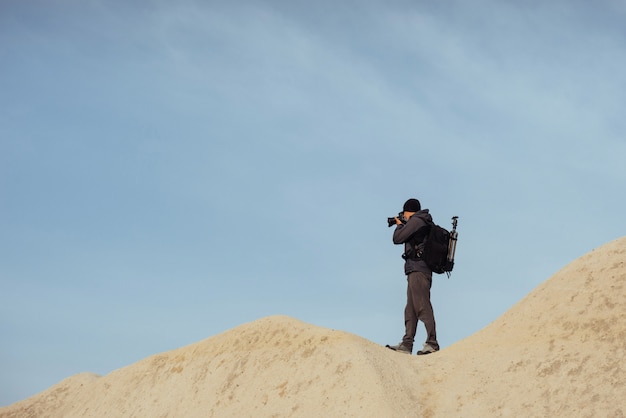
[[421, 217, 459, 277]]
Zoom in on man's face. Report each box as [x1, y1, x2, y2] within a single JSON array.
[[403, 211, 416, 220]]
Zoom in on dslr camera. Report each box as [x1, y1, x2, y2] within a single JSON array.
[[387, 212, 407, 227]]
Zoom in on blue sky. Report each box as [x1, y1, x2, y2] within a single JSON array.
[[1, 0, 625, 405]]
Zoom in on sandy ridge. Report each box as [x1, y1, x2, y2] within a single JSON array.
[[2, 236, 625, 417]]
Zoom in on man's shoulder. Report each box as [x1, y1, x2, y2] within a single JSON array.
[[414, 209, 432, 224]]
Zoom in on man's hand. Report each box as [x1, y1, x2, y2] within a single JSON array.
[[395, 217, 403, 225]]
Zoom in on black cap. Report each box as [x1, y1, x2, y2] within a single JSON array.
[[403, 198, 421, 212]]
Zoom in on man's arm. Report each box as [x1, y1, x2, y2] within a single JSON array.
[[393, 216, 426, 244]]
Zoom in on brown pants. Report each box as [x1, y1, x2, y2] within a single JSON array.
[[402, 271, 439, 351]]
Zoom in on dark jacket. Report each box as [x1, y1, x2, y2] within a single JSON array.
[[393, 209, 432, 275]]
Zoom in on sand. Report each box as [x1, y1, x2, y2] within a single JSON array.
[[2, 236, 625, 417]]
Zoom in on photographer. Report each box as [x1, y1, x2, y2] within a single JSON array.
[[386, 198, 440, 355]]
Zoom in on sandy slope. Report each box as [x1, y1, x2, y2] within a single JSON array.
[[2, 237, 625, 417], [413, 236, 626, 417]]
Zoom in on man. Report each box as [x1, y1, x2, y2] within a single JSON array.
[[386, 198, 440, 355]]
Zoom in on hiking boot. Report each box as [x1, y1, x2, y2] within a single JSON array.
[[416, 344, 438, 355], [385, 343, 412, 354]]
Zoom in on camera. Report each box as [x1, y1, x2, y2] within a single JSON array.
[[387, 212, 406, 227]]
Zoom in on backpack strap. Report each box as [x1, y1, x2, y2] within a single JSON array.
[[404, 220, 432, 260]]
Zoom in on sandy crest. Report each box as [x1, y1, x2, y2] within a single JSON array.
[[1, 317, 423, 417], [415, 236, 626, 417], [2, 236, 624, 417]]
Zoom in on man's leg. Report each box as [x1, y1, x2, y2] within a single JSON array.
[[401, 273, 419, 351], [413, 272, 439, 351]]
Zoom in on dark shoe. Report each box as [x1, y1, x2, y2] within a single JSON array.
[[416, 343, 438, 355], [385, 343, 412, 354]]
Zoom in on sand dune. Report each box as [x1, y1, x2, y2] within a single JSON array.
[[2, 237, 625, 417]]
